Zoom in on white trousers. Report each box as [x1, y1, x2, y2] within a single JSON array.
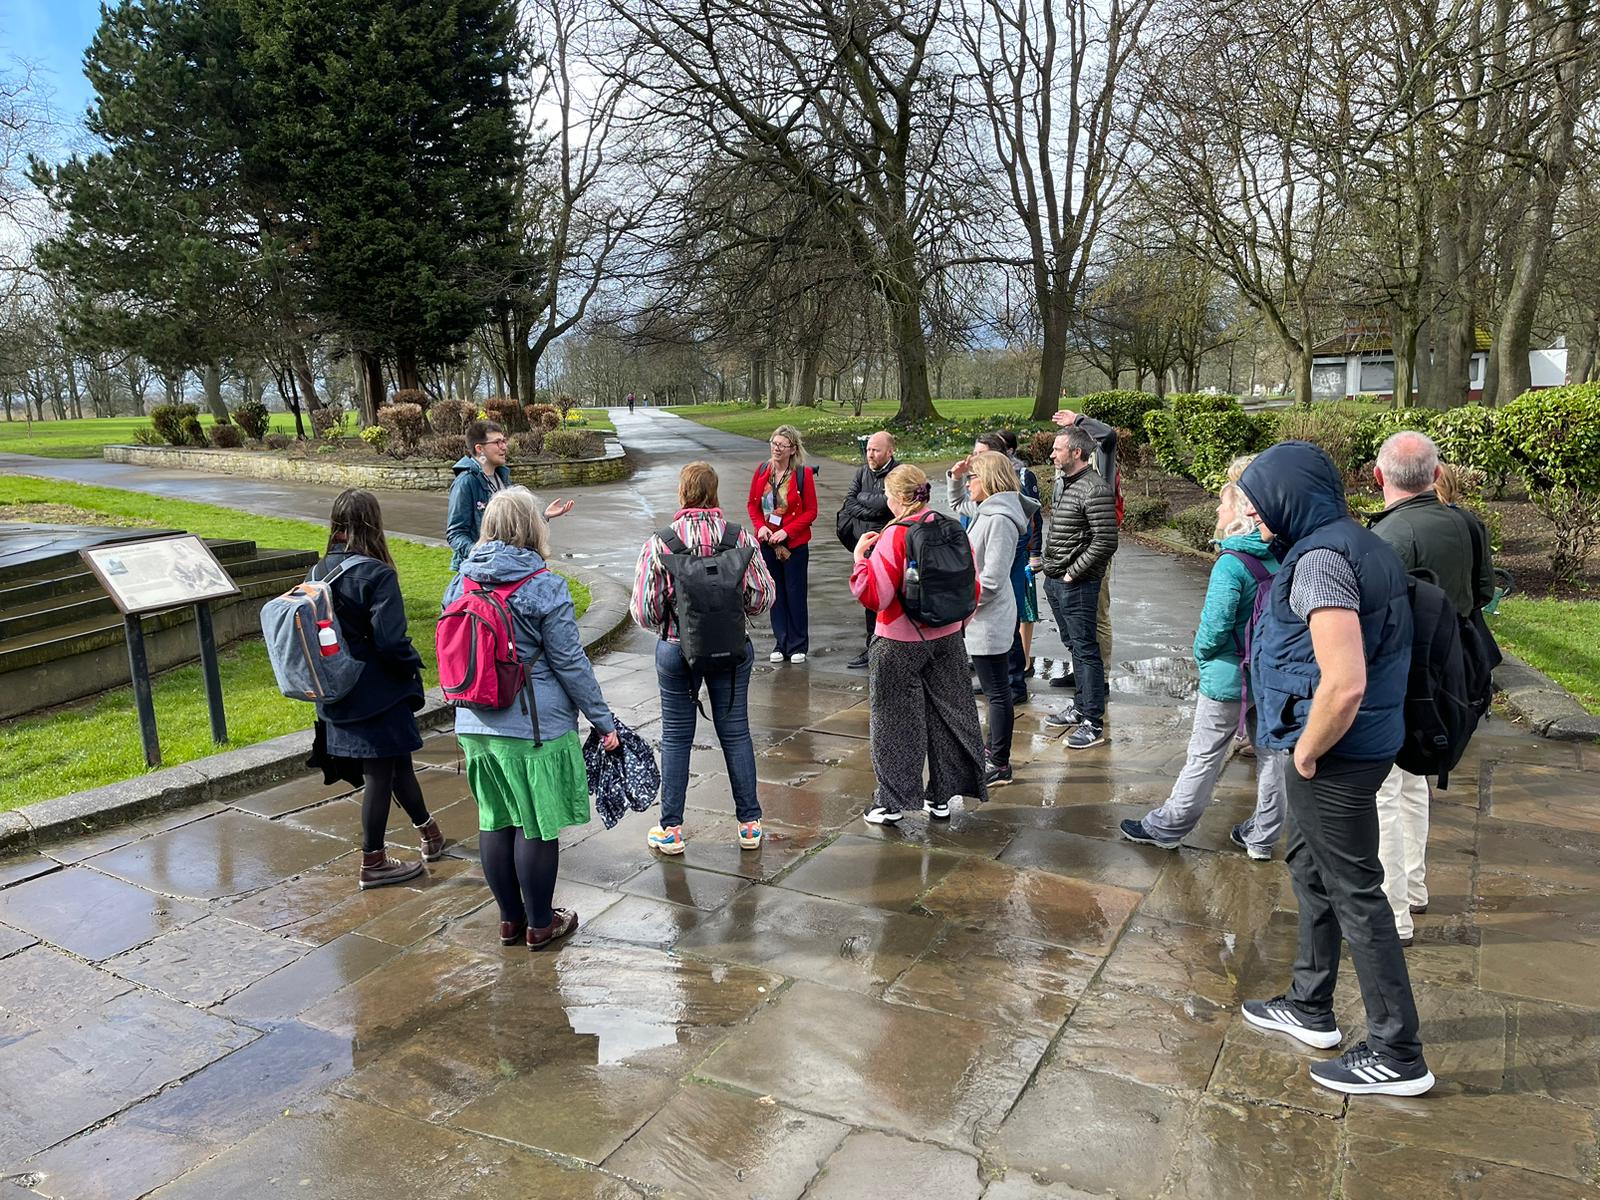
[[1376, 764, 1430, 938]]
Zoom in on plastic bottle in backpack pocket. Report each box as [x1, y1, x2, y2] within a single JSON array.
[[903, 560, 922, 610], [317, 619, 339, 656]]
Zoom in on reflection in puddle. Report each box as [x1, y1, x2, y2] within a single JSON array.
[[1109, 656, 1198, 700]]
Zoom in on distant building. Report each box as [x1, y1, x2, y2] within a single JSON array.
[[1310, 318, 1567, 401]]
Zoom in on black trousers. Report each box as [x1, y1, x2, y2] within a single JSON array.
[[971, 652, 1015, 766], [1285, 753, 1424, 1062]]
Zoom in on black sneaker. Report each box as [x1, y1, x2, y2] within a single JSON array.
[[1011, 690, 1029, 705], [1230, 823, 1272, 862], [864, 805, 903, 825], [1308, 1041, 1435, 1096], [1065, 723, 1106, 750], [984, 762, 1013, 788], [1044, 706, 1085, 728], [1118, 819, 1180, 850], [846, 651, 869, 670], [1241, 996, 1342, 1049], [923, 796, 953, 819], [1049, 670, 1076, 689]]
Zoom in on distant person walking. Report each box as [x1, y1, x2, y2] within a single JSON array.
[[446, 419, 573, 572], [306, 489, 443, 890], [747, 424, 817, 663], [444, 487, 619, 950], [836, 430, 898, 670], [1120, 458, 1287, 859], [633, 462, 776, 855], [627, 392, 636, 414], [1040, 425, 1118, 750], [851, 465, 987, 823]]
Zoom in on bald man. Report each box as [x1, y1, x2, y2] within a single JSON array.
[[837, 431, 898, 668]]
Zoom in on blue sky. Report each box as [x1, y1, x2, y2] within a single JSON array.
[[2, 0, 103, 135]]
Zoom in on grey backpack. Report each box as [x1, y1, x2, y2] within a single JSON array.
[[657, 524, 752, 678], [261, 556, 373, 702]]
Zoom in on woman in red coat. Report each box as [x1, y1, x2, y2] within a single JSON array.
[[747, 423, 818, 663]]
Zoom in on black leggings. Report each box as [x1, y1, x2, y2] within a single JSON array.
[[479, 828, 560, 928], [361, 754, 431, 853]]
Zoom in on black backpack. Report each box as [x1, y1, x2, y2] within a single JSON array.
[[1395, 571, 1478, 788], [893, 512, 978, 630], [657, 523, 753, 678]]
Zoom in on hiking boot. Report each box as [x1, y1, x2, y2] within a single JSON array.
[[738, 820, 763, 849], [648, 825, 686, 855], [1119, 819, 1180, 850], [984, 761, 1014, 788], [1049, 670, 1076, 689], [846, 651, 869, 670], [1241, 996, 1342, 1049], [864, 805, 903, 825], [1308, 1042, 1434, 1096], [358, 850, 424, 890], [527, 908, 578, 951], [499, 919, 528, 946], [416, 817, 446, 861], [1044, 706, 1085, 729], [1230, 823, 1272, 861], [1066, 722, 1106, 750]]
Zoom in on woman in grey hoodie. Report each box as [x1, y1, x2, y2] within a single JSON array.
[[949, 451, 1035, 788]]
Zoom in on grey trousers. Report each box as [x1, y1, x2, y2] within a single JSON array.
[[1140, 694, 1287, 853]]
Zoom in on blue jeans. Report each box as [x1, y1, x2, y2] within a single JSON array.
[[761, 543, 810, 655], [655, 639, 761, 825], [1044, 574, 1105, 722]]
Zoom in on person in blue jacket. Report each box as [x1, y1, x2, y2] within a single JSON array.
[[444, 486, 617, 951], [446, 419, 573, 572], [1120, 456, 1286, 859]]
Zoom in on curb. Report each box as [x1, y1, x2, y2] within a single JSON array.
[[1492, 651, 1600, 742], [0, 563, 636, 855]]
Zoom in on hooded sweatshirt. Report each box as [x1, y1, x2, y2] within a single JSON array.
[[443, 540, 615, 743], [963, 490, 1030, 656], [1193, 530, 1280, 702], [446, 456, 512, 571]]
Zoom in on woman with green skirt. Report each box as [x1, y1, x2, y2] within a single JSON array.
[[444, 487, 619, 950]]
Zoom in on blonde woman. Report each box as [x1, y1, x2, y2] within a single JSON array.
[[444, 487, 618, 950], [1120, 456, 1287, 860], [850, 464, 987, 823], [746, 424, 818, 662]]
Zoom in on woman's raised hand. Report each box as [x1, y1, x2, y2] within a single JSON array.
[[853, 530, 880, 562]]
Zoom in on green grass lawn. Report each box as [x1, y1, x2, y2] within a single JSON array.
[[573, 408, 616, 433], [663, 397, 1042, 463], [0, 477, 590, 811], [1491, 595, 1600, 715], [0, 413, 302, 459]]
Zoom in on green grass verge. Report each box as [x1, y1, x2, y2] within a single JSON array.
[[1491, 596, 1600, 716], [0, 413, 302, 459], [572, 409, 616, 433], [0, 476, 590, 810], [663, 398, 1041, 463]]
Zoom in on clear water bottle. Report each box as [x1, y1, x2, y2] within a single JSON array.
[[903, 559, 922, 610]]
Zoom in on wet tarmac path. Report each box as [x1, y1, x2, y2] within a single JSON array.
[[3, 412, 1600, 1196]]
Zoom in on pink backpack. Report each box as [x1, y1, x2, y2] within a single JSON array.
[[436, 571, 546, 710]]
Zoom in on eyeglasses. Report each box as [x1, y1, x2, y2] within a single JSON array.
[[484, 437, 508, 447], [770, 440, 794, 451]]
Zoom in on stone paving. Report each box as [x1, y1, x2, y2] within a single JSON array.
[[2, 412, 1599, 1197]]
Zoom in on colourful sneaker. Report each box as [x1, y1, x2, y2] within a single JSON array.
[[647, 825, 686, 855], [738, 820, 763, 850]]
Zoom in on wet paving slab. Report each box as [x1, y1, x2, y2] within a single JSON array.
[[4, 422, 1600, 1196]]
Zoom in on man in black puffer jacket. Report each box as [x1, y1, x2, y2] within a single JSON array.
[[1040, 425, 1118, 749], [836, 431, 898, 669]]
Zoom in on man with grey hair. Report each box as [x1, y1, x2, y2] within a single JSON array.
[[1368, 429, 1496, 944], [837, 430, 898, 669]]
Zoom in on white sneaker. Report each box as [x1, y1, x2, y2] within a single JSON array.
[[769, 651, 785, 663], [790, 652, 807, 664], [864, 805, 903, 825]]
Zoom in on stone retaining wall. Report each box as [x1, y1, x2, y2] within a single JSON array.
[[103, 438, 630, 490]]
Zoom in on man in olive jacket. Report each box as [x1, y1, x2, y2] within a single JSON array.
[[1366, 430, 1495, 945], [1041, 425, 1118, 749]]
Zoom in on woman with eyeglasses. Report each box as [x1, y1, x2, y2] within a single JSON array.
[[746, 424, 818, 663], [446, 419, 575, 573]]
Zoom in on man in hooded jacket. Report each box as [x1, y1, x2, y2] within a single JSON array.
[[1234, 440, 1434, 1098]]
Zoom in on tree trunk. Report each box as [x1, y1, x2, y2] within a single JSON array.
[[1032, 303, 1070, 421], [1392, 314, 1418, 408], [516, 339, 536, 404], [794, 346, 819, 408], [202, 362, 229, 422], [64, 356, 84, 420], [289, 343, 323, 412], [356, 351, 384, 426]]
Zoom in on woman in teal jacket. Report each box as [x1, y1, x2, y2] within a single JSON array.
[[1121, 458, 1288, 860]]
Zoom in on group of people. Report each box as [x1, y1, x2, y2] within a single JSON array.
[[303, 407, 1492, 1100]]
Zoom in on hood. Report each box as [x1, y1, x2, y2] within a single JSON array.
[[1237, 441, 1348, 552], [452, 455, 483, 477], [976, 490, 1029, 535], [458, 539, 548, 583], [1217, 529, 1274, 558]]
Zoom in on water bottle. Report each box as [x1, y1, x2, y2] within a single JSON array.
[[903, 559, 922, 610], [317, 619, 339, 657]]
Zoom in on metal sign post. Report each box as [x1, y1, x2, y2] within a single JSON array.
[[122, 614, 162, 767], [193, 600, 228, 745]]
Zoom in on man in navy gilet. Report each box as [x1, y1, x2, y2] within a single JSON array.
[[1235, 441, 1435, 1097]]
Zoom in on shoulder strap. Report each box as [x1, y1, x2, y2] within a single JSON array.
[[494, 569, 548, 598], [716, 522, 741, 551], [311, 552, 380, 585], [657, 526, 690, 555], [1221, 549, 1273, 584]]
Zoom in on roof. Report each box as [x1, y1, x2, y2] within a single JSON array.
[[1310, 328, 1493, 357]]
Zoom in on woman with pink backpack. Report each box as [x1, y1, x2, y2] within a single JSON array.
[[443, 486, 619, 950]]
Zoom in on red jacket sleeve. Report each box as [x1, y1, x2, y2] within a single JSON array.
[[747, 464, 768, 531], [784, 467, 818, 544]]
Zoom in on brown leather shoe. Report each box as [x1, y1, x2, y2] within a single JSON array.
[[416, 817, 446, 862], [358, 850, 424, 890], [526, 908, 578, 951], [499, 919, 528, 946]]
